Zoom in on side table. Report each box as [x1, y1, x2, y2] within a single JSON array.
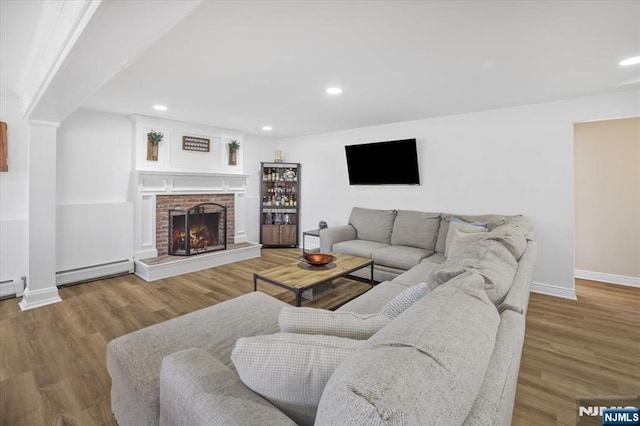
[[302, 229, 320, 253]]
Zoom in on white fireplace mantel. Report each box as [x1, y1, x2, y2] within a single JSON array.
[[135, 170, 249, 194], [131, 171, 249, 260]]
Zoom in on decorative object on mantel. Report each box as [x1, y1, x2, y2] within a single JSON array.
[[183, 136, 210, 152], [274, 149, 283, 163], [147, 130, 164, 161], [0, 121, 7, 172], [228, 140, 240, 165]]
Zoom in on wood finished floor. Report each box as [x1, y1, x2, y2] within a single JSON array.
[[0, 250, 638, 425]]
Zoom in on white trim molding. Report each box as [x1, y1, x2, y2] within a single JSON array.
[[19, 287, 62, 311], [132, 171, 248, 260], [575, 270, 640, 288], [18, 0, 102, 116], [134, 244, 261, 282], [531, 281, 577, 300]]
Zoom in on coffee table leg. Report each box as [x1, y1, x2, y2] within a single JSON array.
[[296, 290, 303, 307], [253, 273, 258, 292], [370, 263, 374, 285]]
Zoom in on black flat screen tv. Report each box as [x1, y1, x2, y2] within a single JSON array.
[[345, 138, 420, 185]]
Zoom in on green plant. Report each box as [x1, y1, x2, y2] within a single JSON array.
[[147, 130, 164, 145], [228, 140, 240, 152]]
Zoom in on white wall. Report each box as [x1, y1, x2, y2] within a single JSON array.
[[57, 109, 133, 204], [0, 96, 28, 282], [277, 90, 640, 298], [131, 115, 245, 174], [243, 134, 278, 242], [56, 109, 134, 271]]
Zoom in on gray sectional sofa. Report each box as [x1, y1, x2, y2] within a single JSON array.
[[106, 207, 536, 425]]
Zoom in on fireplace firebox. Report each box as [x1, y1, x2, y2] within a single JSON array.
[[168, 203, 227, 256]]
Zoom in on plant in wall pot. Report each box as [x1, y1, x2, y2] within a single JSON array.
[[147, 130, 164, 161], [228, 140, 240, 165]]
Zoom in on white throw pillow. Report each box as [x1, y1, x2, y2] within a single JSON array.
[[445, 220, 488, 258], [279, 307, 391, 339], [379, 282, 429, 318], [447, 229, 487, 259], [231, 333, 362, 426]]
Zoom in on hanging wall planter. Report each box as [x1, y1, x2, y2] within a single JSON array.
[[228, 140, 240, 165], [147, 130, 163, 161]]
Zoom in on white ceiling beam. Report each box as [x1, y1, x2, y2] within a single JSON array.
[[21, 0, 203, 122]]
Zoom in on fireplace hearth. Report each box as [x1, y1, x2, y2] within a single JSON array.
[[169, 203, 227, 256]]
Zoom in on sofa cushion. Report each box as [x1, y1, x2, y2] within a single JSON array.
[[348, 207, 397, 244], [278, 307, 390, 340], [336, 281, 410, 315], [379, 282, 429, 318], [372, 245, 432, 270], [445, 219, 488, 258], [333, 239, 389, 258], [390, 210, 441, 251], [485, 223, 528, 261], [392, 259, 442, 289], [464, 310, 526, 426], [159, 347, 296, 426], [447, 229, 488, 258], [436, 213, 507, 253], [232, 333, 363, 426], [432, 239, 518, 306], [106, 291, 287, 426], [315, 271, 500, 425]]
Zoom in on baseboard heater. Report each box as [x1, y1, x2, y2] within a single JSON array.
[[56, 259, 134, 287], [0, 277, 25, 300]]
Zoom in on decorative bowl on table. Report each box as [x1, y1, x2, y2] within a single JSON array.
[[300, 253, 336, 266]]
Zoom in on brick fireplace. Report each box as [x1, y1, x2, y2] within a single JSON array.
[[131, 171, 258, 281], [156, 194, 234, 257]]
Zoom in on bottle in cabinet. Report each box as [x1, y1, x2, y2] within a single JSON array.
[[260, 162, 300, 247]]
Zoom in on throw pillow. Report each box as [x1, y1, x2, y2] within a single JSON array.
[[231, 333, 362, 426], [278, 307, 391, 339], [445, 218, 488, 258], [379, 282, 429, 318], [447, 229, 487, 258]]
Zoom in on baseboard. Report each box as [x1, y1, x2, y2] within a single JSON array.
[[56, 260, 134, 286], [19, 287, 62, 311], [134, 249, 158, 260], [531, 281, 577, 300], [575, 269, 640, 288]]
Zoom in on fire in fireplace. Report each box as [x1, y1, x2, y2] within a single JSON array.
[[168, 203, 227, 256]]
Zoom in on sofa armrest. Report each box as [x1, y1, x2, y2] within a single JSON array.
[[319, 225, 357, 252], [160, 348, 296, 426]]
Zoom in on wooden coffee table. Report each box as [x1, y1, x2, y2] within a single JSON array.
[[253, 253, 374, 307]]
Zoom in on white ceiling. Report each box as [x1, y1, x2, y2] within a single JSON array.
[[0, 0, 44, 97], [6, 1, 640, 137]]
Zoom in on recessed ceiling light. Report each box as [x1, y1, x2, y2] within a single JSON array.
[[326, 87, 343, 95], [262, 126, 272, 131], [153, 105, 168, 111], [619, 56, 640, 66]]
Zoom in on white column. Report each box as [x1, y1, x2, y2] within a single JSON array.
[[19, 120, 62, 311]]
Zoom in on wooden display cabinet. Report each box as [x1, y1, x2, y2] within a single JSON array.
[[259, 162, 300, 247]]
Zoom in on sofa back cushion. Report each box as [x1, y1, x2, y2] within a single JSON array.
[[436, 214, 530, 253], [349, 207, 397, 244], [391, 210, 441, 250], [485, 223, 528, 261], [232, 333, 363, 425], [431, 239, 518, 306], [316, 271, 500, 425]]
